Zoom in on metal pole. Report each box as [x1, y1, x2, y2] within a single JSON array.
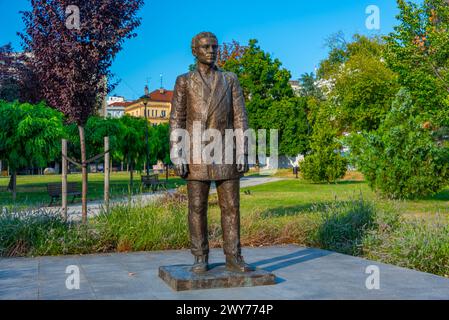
[[62, 139, 68, 220], [144, 101, 150, 176]]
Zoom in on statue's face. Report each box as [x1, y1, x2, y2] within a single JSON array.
[[193, 36, 218, 66]]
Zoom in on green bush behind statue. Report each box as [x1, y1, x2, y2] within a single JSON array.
[[348, 89, 449, 199]]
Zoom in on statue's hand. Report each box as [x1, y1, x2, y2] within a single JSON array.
[[236, 154, 249, 173], [176, 163, 189, 178], [175, 159, 189, 178]]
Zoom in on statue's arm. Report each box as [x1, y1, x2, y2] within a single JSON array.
[[169, 75, 189, 177], [231, 74, 248, 132], [231, 74, 249, 172]]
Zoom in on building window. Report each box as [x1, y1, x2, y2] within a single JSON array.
[[161, 110, 166, 117]]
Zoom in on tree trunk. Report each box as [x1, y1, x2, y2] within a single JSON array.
[[78, 125, 88, 224], [129, 154, 134, 193], [7, 170, 17, 201], [104, 136, 110, 213], [130, 164, 134, 190], [62, 139, 68, 220]]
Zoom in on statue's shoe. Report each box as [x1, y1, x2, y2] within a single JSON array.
[[225, 254, 255, 273], [191, 255, 209, 273]]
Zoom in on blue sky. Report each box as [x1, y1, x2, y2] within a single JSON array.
[[0, 0, 400, 100]]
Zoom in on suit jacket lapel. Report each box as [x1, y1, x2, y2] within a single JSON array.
[[191, 68, 230, 122], [190, 70, 211, 121], [207, 71, 230, 119], [189, 71, 205, 102]]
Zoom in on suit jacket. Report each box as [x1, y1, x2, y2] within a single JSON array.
[[169, 67, 249, 181]]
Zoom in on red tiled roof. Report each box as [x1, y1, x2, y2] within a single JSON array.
[[109, 101, 134, 107], [148, 89, 173, 102]]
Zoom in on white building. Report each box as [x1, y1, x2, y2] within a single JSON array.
[[107, 95, 125, 106], [105, 101, 132, 118], [288, 80, 302, 96]]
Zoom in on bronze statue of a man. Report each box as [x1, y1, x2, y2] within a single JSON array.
[[169, 32, 254, 273]]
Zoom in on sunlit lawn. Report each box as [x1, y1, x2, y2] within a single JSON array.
[[210, 170, 449, 221], [0, 172, 185, 206], [1, 169, 448, 221]]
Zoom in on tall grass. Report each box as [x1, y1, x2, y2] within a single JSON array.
[[314, 199, 376, 255], [363, 216, 449, 277], [95, 193, 189, 252], [0, 207, 107, 256], [1, 193, 448, 277]]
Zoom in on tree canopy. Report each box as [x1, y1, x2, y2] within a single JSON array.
[[385, 0, 449, 126], [0, 101, 64, 172], [20, 0, 144, 125]]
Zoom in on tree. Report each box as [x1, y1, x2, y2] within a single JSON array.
[[267, 97, 311, 156], [65, 116, 122, 170], [116, 115, 147, 189], [20, 0, 143, 222], [221, 39, 294, 130], [318, 35, 399, 132], [149, 123, 170, 165], [300, 104, 348, 183], [0, 43, 21, 101], [347, 89, 449, 199], [298, 72, 323, 100], [385, 0, 449, 128], [0, 101, 64, 200], [217, 40, 247, 68], [0, 43, 40, 103]]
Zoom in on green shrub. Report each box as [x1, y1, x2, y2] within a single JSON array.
[[348, 89, 449, 199], [313, 199, 376, 255], [301, 117, 347, 183]]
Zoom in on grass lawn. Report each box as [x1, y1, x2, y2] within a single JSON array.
[[229, 170, 449, 221], [2, 169, 448, 276], [1, 169, 448, 220], [0, 172, 185, 206]]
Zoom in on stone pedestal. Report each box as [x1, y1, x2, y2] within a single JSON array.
[[159, 263, 276, 291]]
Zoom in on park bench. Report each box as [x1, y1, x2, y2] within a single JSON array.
[[47, 182, 81, 206], [141, 174, 167, 192]]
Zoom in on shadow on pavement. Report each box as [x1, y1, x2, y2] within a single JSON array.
[[252, 248, 331, 272]]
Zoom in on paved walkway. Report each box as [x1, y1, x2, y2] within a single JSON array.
[[1, 245, 448, 300], [38, 176, 284, 221]]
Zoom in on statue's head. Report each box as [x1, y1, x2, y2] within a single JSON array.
[[191, 32, 218, 67]]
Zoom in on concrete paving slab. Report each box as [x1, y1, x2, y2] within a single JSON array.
[[0, 245, 448, 300]]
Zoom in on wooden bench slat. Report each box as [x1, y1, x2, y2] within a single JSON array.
[[141, 174, 168, 192], [47, 182, 81, 206]]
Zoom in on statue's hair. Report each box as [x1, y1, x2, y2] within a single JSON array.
[[191, 32, 218, 50]]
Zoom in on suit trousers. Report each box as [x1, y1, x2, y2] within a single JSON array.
[[187, 179, 241, 257]]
